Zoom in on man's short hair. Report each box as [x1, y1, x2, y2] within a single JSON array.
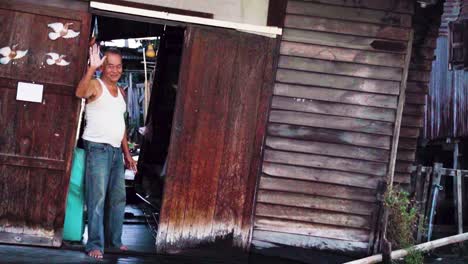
[[104, 47, 122, 57]]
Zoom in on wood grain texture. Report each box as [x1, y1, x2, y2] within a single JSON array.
[[156, 27, 277, 252], [299, 0, 413, 14], [269, 110, 394, 135], [271, 95, 396, 122], [264, 149, 388, 176], [252, 230, 368, 253], [279, 55, 403, 81], [262, 162, 381, 189], [287, 1, 412, 27], [267, 123, 392, 149], [259, 176, 377, 202], [257, 190, 375, 216], [285, 15, 411, 41], [280, 42, 406, 68], [0, 0, 90, 247], [282, 28, 408, 53], [265, 136, 390, 162], [276, 68, 400, 95], [255, 203, 371, 229], [254, 217, 370, 242], [253, 0, 416, 255], [274, 83, 398, 108]]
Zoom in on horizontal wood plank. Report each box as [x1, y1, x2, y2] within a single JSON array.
[[271, 96, 395, 122], [265, 136, 390, 162], [264, 149, 387, 176], [299, 0, 413, 14], [252, 230, 368, 253], [401, 114, 424, 128], [406, 81, 429, 94], [402, 103, 425, 116], [254, 217, 370, 242], [408, 70, 431, 82], [287, 1, 411, 27], [259, 176, 377, 202], [278, 56, 403, 81], [269, 110, 394, 135], [280, 41, 406, 68], [285, 15, 411, 41], [405, 93, 426, 105], [267, 123, 392, 149], [0, 155, 65, 171], [396, 149, 416, 162], [262, 162, 380, 189], [276, 69, 400, 95], [255, 203, 371, 229], [400, 126, 420, 138], [395, 161, 413, 173], [398, 137, 417, 150], [257, 190, 375, 215], [283, 28, 408, 53], [274, 83, 398, 108], [394, 173, 411, 184]]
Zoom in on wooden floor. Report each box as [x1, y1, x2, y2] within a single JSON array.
[[0, 205, 309, 263]]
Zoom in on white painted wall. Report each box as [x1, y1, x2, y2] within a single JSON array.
[[123, 0, 269, 26]]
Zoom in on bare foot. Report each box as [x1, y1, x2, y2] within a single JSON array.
[[88, 249, 103, 259], [119, 245, 128, 251]]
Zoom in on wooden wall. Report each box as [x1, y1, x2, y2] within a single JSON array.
[[251, 0, 415, 254]]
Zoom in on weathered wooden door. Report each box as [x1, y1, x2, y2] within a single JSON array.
[[156, 26, 277, 252], [0, 0, 90, 246]]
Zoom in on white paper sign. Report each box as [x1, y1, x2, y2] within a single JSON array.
[[16, 82, 44, 103]]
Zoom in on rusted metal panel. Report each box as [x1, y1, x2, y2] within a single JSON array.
[[155, 26, 277, 252], [0, 0, 91, 247], [426, 36, 468, 139]]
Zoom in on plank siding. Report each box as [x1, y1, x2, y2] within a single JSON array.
[[253, 0, 416, 254]]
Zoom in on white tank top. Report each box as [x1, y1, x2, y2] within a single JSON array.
[[82, 79, 126, 147]]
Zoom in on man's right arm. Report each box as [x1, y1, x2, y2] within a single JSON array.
[[75, 68, 98, 99], [75, 44, 106, 99]]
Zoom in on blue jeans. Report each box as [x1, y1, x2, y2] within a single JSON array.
[[83, 140, 126, 253]]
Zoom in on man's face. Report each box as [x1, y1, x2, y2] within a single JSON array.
[[101, 53, 123, 83]]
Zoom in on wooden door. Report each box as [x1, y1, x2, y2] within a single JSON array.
[[0, 0, 90, 247], [156, 26, 278, 252]]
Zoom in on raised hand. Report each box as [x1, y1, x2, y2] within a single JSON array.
[[88, 44, 106, 71]]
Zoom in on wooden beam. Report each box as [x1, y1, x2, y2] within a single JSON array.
[[386, 30, 414, 187], [344, 232, 468, 264], [93, 0, 214, 18], [90, 1, 282, 37]]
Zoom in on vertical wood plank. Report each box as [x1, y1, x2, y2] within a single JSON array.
[[456, 170, 463, 237], [157, 26, 277, 252], [157, 26, 199, 250]]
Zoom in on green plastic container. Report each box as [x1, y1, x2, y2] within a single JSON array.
[[63, 148, 86, 241]]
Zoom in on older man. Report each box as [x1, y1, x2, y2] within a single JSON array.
[[75, 44, 136, 259]]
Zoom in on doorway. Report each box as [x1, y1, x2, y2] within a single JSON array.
[[72, 14, 185, 253]]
